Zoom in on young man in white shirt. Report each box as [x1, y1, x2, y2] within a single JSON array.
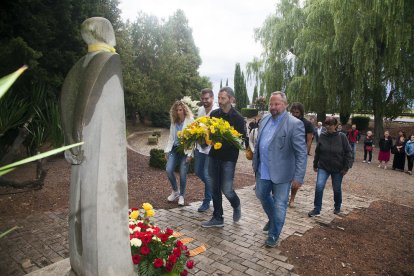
[[194, 88, 219, 212]]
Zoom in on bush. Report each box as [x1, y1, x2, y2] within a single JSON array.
[[150, 112, 170, 128], [339, 113, 351, 125], [149, 148, 194, 173], [241, 108, 258, 118], [149, 149, 166, 169], [351, 116, 370, 130]]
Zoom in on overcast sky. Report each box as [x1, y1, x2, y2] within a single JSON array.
[[119, 0, 278, 100]]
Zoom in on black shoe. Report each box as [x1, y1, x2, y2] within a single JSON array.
[[197, 201, 210, 212], [201, 217, 224, 228], [233, 205, 241, 222], [263, 221, 270, 232], [308, 209, 320, 217], [334, 208, 341, 215], [265, 236, 278, 248]]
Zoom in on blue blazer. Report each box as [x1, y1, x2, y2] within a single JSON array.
[[252, 112, 307, 184]]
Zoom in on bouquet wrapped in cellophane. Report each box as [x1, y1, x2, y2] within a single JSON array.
[[177, 116, 243, 151]]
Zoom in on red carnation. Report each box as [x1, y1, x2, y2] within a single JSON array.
[[132, 254, 141, 265], [176, 240, 183, 247], [140, 246, 151, 255], [173, 247, 181, 257], [186, 260, 195, 269], [165, 262, 173, 272], [168, 254, 177, 264], [180, 270, 188, 276], [141, 234, 152, 244], [160, 233, 169, 243], [165, 228, 174, 236], [153, 258, 164, 268]]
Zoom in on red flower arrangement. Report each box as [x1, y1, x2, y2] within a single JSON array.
[[129, 203, 195, 276]]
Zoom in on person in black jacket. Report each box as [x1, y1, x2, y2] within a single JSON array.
[[362, 131, 375, 163], [201, 86, 248, 228], [308, 116, 353, 217], [378, 130, 393, 169]]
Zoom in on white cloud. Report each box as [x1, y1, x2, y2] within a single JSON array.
[[119, 0, 277, 100]]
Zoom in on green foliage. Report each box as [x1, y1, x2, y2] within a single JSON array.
[[351, 116, 370, 131], [241, 108, 258, 118], [122, 10, 210, 118], [149, 149, 167, 169], [234, 63, 249, 110], [255, 0, 414, 143], [339, 113, 351, 125], [150, 112, 170, 129], [149, 148, 194, 173]]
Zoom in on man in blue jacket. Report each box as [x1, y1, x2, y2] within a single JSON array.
[[253, 91, 307, 247]]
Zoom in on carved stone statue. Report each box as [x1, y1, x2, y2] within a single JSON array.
[[61, 17, 134, 275]]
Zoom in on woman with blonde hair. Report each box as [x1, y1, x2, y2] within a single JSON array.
[[165, 101, 194, 206]]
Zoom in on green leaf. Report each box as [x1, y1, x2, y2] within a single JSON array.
[[0, 65, 28, 99], [0, 226, 19, 239], [0, 142, 83, 176]]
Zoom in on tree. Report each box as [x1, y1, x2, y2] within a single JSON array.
[[252, 85, 258, 104], [255, 0, 414, 142], [233, 63, 242, 110]]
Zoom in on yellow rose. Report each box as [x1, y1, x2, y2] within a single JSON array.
[[142, 202, 153, 211], [129, 210, 139, 220], [214, 142, 222, 150], [146, 209, 155, 217]]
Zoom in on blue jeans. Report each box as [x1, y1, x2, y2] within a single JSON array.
[[314, 168, 343, 212], [194, 149, 212, 202], [208, 157, 240, 220], [255, 173, 291, 240], [166, 147, 189, 196], [350, 142, 356, 161]]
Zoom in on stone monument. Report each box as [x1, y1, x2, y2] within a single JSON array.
[[60, 17, 134, 275]]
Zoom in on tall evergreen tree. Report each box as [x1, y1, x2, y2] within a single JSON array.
[[233, 63, 242, 110], [252, 85, 258, 104]]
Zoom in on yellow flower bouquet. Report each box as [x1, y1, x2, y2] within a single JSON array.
[[177, 116, 243, 151]]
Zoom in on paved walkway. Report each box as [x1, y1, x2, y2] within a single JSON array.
[[0, 130, 374, 275]]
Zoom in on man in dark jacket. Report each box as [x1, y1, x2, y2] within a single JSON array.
[[201, 86, 248, 228]]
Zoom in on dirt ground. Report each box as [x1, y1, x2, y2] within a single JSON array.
[[0, 125, 414, 275]]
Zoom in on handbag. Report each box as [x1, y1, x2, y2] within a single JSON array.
[[245, 147, 253, 160], [365, 145, 373, 151]]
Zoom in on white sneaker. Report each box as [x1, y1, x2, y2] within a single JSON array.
[[178, 196, 185, 206], [362, 160, 366, 163], [368, 161, 371, 164], [378, 164, 382, 168], [167, 191, 180, 202]]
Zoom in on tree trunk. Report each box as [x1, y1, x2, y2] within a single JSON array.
[[372, 96, 384, 146]]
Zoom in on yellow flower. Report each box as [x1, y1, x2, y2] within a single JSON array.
[[210, 126, 216, 134], [214, 142, 222, 150], [142, 202, 153, 211], [146, 209, 155, 217], [129, 210, 139, 220]]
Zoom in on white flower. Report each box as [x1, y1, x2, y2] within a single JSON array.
[[152, 236, 161, 242], [181, 96, 199, 113], [130, 238, 142, 247]]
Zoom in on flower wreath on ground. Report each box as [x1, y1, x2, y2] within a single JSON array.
[[129, 203, 195, 276], [177, 116, 243, 151]]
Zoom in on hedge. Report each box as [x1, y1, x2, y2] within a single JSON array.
[[351, 116, 370, 130], [241, 108, 258, 118]]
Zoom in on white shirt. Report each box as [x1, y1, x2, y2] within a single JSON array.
[[196, 103, 219, 154]]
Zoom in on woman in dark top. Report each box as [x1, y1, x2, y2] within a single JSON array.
[[363, 131, 375, 163], [378, 130, 393, 170], [392, 131, 406, 171], [308, 116, 353, 217]]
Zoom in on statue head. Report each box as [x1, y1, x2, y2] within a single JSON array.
[[81, 17, 116, 47]]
